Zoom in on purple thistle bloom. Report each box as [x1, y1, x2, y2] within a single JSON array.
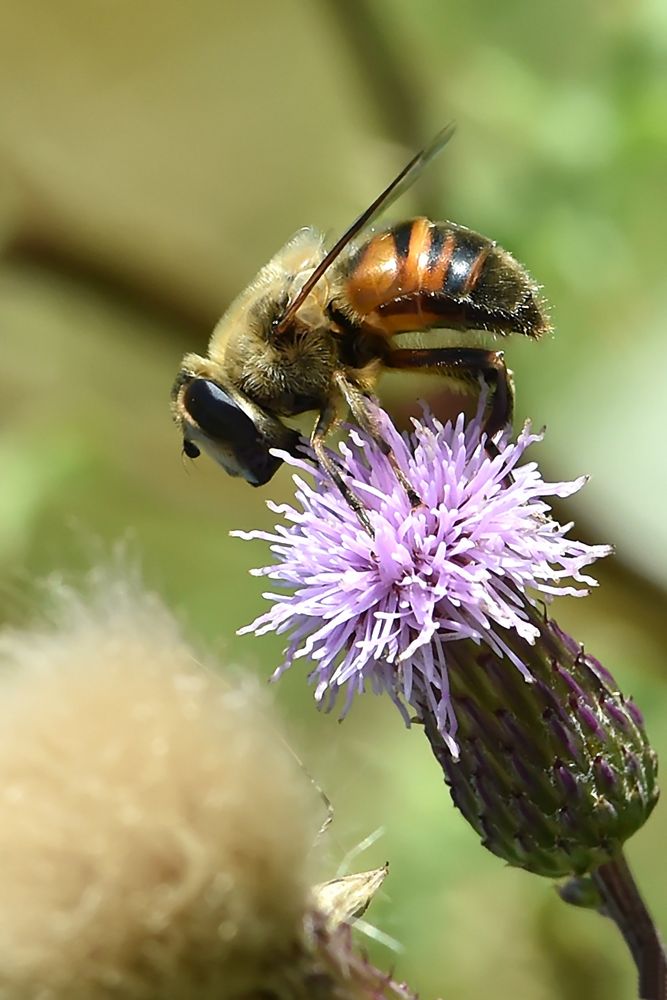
[[234, 398, 611, 757]]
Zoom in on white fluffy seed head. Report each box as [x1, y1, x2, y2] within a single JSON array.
[[0, 575, 321, 999]]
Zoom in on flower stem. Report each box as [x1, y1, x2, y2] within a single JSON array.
[[592, 852, 667, 1000]]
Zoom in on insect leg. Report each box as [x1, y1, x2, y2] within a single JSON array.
[[311, 399, 374, 535], [385, 347, 515, 441], [334, 373, 423, 508]]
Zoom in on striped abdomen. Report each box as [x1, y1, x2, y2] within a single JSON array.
[[339, 217, 550, 339]]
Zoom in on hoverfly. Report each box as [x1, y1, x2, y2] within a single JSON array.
[[172, 126, 550, 529]]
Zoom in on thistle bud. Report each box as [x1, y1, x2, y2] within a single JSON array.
[[419, 614, 658, 877]]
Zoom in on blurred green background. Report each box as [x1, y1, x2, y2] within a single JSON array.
[[1, 1, 666, 996]]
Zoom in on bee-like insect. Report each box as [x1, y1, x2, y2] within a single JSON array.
[[172, 126, 550, 529]]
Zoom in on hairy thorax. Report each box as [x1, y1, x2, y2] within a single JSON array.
[[207, 266, 388, 419], [223, 318, 339, 417]]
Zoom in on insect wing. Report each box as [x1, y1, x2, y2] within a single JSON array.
[[274, 123, 455, 334]]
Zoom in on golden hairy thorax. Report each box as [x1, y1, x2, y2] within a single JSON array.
[[201, 229, 385, 413]]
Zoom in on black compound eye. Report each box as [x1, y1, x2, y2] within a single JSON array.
[[183, 379, 259, 447], [182, 439, 200, 459], [181, 377, 299, 488]]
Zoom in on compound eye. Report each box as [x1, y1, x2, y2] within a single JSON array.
[[183, 439, 200, 459], [182, 378, 287, 486], [183, 379, 258, 445]]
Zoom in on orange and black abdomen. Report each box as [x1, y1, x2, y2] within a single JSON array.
[[339, 217, 550, 339]]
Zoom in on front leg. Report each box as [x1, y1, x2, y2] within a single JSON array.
[[311, 395, 374, 535], [334, 373, 422, 509]]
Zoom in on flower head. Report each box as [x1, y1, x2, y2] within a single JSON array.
[[235, 399, 610, 757]]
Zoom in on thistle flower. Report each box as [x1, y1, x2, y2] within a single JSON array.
[[236, 400, 658, 881], [236, 398, 610, 757]]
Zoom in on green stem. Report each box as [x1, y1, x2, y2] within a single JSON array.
[[592, 852, 666, 1000]]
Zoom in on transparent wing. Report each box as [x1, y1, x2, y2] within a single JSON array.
[[274, 123, 455, 335], [358, 122, 456, 232]]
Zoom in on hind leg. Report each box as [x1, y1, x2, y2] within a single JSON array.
[[384, 346, 514, 441]]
